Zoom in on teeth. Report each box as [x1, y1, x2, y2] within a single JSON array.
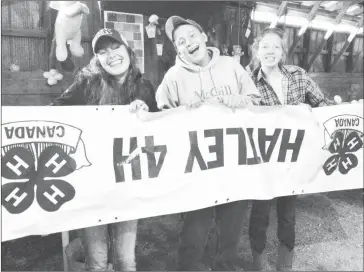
[[109, 60, 122, 66], [189, 45, 199, 53]]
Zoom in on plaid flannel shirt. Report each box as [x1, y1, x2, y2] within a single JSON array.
[[251, 65, 334, 107]]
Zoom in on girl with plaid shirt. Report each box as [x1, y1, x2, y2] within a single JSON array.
[[247, 27, 339, 271]]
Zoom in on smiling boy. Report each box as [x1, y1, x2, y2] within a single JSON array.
[[156, 16, 261, 110], [156, 16, 261, 270]]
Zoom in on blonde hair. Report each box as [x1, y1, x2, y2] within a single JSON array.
[[249, 27, 289, 72]]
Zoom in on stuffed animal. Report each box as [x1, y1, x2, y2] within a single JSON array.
[[43, 69, 63, 86], [49, 1, 89, 62]]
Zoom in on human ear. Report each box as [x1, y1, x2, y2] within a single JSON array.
[[202, 33, 208, 42]]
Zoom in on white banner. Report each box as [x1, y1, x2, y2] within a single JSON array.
[[1, 103, 363, 241]]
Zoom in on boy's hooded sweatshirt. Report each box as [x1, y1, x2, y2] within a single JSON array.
[[156, 47, 261, 109]]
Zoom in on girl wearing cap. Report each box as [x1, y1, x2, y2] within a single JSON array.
[[52, 28, 158, 271], [248, 27, 339, 271]]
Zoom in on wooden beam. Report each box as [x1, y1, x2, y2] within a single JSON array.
[[288, 1, 322, 58], [329, 19, 363, 72], [1, 0, 28, 7], [1, 27, 94, 41], [269, 1, 288, 28], [256, 1, 361, 24], [346, 37, 355, 72], [40, 1, 49, 70], [306, 1, 352, 70], [1, 28, 48, 38], [302, 29, 311, 70], [328, 40, 351, 72], [324, 35, 333, 72]]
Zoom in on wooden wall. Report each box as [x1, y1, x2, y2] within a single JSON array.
[[1, 1, 100, 71], [2, 1, 363, 106]]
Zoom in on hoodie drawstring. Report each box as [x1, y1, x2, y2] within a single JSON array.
[[198, 71, 203, 100], [208, 68, 217, 94]]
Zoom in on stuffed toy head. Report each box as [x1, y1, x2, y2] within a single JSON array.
[[50, 1, 89, 62]]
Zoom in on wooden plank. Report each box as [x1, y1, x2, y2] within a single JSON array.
[[1, 0, 28, 7], [324, 35, 333, 72], [1, 94, 62, 106], [302, 29, 311, 69], [40, 1, 50, 70], [256, 1, 361, 25], [8, 1, 13, 64], [1, 28, 48, 38], [1, 27, 93, 41], [309, 72, 364, 101], [2, 71, 74, 95], [2, 78, 73, 95], [346, 37, 355, 72]]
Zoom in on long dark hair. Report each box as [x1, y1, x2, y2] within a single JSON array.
[[75, 45, 140, 105], [248, 27, 288, 75]]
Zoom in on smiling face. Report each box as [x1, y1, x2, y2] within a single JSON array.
[[96, 37, 131, 78], [257, 33, 284, 69], [173, 24, 209, 66]]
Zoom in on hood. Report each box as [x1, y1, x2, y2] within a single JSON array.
[[175, 47, 220, 72]]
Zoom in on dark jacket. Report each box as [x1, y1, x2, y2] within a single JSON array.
[[51, 72, 159, 112]]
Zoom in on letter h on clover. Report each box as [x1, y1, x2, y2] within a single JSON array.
[[1, 145, 77, 214], [323, 130, 363, 175]]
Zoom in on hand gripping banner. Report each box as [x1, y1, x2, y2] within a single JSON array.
[[1, 104, 363, 241]]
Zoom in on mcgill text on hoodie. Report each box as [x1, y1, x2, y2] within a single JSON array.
[[156, 47, 261, 109]]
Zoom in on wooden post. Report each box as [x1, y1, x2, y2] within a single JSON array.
[[302, 29, 311, 70], [324, 35, 333, 72], [346, 37, 355, 72], [62, 231, 70, 271]]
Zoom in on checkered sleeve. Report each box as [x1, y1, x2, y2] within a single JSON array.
[[304, 73, 335, 107]]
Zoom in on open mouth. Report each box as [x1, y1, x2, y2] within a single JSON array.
[[265, 56, 275, 61], [188, 45, 199, 54], [109, 58, 123, 67]]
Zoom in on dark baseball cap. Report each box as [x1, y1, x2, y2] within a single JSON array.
[[92, 28, 129, 54], [165, 16, 204, 42]]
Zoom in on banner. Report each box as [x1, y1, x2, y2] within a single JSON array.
[[1, 103, 363, 241]]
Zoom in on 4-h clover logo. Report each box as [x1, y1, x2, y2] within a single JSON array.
[[2, 145, 77, 213], [1, 121, 91, 214], [322, 115, 363, 176]]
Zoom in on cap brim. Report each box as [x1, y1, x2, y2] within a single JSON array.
[[165, 16, 191, 42], [93, 35, 121, 54]]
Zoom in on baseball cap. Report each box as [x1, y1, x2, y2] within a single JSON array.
[[165, 16, 204, 42], [92, 28, 129, 54]]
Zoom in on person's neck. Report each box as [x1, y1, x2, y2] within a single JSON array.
[[196, 49, 211, 67], [261, 65, 281, 78], [116, 73, 127, 85]]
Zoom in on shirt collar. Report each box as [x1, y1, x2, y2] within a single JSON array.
[[256, 64, 294, 82]]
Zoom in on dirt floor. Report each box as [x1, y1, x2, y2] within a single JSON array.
[[1, 189, 363, 271]]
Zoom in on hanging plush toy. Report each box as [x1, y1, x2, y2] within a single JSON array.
[[44, 1, 89, 85], [49, 1, 89, 62]]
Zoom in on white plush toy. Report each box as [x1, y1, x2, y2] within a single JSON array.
[[43, 69, 63, 86], [49, 1, 89, 62]]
